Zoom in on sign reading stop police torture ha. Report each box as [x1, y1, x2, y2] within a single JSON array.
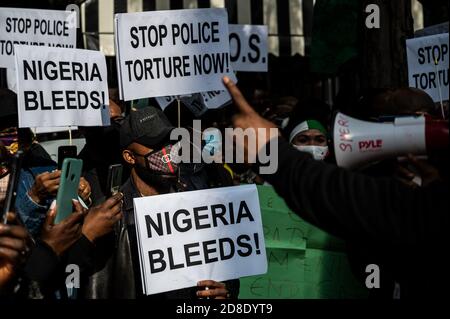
[[406, 33, 449, 102], [0, 7, 76, 69], [115, 8, 237, 101], [133, 185, 267, 295], [15, 45, 110, 128]]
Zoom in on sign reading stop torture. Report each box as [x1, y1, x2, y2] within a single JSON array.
[[115, 8, 237, 101], [0, 7, 76, 69], [406, 33, 449, 102]]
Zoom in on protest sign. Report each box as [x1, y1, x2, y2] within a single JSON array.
[[406, 33, 449, 102], [239, 186, 368, 299], [115, 8, 237, 101], [133, 184, 267, 295], [14, 45, 110, 128], [0, 8, 76, 69], [155, 90, 231, 115], [229, 24, 268, 72]]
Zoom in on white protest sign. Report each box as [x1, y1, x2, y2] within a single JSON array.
[[0, 8, 77, 69], [229, 24, 268, 72], [201, 90, 232, 109], [156, 90, 231, 114], [133, 184, 267, 295], [406, 33, 449, 102], [115, 8, 237, 101], [14, 45, 110, 128]]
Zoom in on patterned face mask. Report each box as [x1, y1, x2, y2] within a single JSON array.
[[141, 143, 181, 175]]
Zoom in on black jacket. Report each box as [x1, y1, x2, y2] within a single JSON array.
[[259, 138, 449, 298]]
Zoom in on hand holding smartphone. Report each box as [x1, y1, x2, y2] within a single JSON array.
[[55, 158, 83, 224]]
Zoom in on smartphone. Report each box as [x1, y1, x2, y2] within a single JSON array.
[[55, 158, 83, 224], [1, 150, 24, 224], [58, 145, 78, 170], [106, 164, 123, 197]]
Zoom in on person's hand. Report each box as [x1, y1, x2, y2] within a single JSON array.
[[197, 280, 230, 299], [82, 192, 123, 243], [223, 76, 279, 163], [0, 213, 30, 289], [28, 170, 61, 204], [396, 154, 441, 188], [78, 177, 92, 204], [40, 200, 86, 256]]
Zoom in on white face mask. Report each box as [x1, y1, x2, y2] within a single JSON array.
[[293, 145, 329, 161]]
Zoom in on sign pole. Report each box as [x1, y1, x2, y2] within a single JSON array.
[[68, 126, 73, 146], [434, 59, 446, 119]]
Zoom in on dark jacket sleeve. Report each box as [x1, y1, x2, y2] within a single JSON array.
[[258, 137, 449, 246], [24, 240, 60, 284], [65, 235, 96, 274]]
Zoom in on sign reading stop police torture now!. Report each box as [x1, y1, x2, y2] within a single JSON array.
[[406, 33, 449, 102], [0, 8, 76, 69], [15, 45, 110, 128], [133, 185, 267, 296], [229, 24, 268, 72], [115, 8, 237, 101]]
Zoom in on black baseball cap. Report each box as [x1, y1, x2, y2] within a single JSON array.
[[120, 107, 175, 149]]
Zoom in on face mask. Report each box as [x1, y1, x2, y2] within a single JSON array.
[[203, 129, 222, 157], [134, 143, 181, 187], [293, 145, 329, 161], [144, 143, 181, 175]]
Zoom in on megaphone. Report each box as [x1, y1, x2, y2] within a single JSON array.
[[333, 112, 449, 169]]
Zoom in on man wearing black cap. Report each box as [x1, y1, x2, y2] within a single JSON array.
[[93, 106, 239, 299]]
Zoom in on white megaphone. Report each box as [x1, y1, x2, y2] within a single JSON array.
[[333, 112, 449, 169]]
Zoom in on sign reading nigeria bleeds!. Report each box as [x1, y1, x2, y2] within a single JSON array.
[[133, 185, 267, 296], [115, 8, 237, 101], [15, 45, 110, 128]]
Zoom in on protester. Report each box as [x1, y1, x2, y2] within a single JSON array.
[[85, 107, 239, 299], [223, 76, 449, 298], [78, 88, 127, 205]]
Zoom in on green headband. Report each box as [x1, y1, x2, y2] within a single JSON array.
[[289, 120, 328, 143]]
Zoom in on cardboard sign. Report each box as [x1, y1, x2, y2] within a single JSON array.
[[229, 24, 268, 72], [15, 45, 110, 128], [0, 7, 77, 69], [115, 8, 237, 101], [406, 33, 449, 102], [133, 184, 267, 295]]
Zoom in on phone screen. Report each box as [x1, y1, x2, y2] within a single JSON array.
[[107, 164, 123, 197]]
